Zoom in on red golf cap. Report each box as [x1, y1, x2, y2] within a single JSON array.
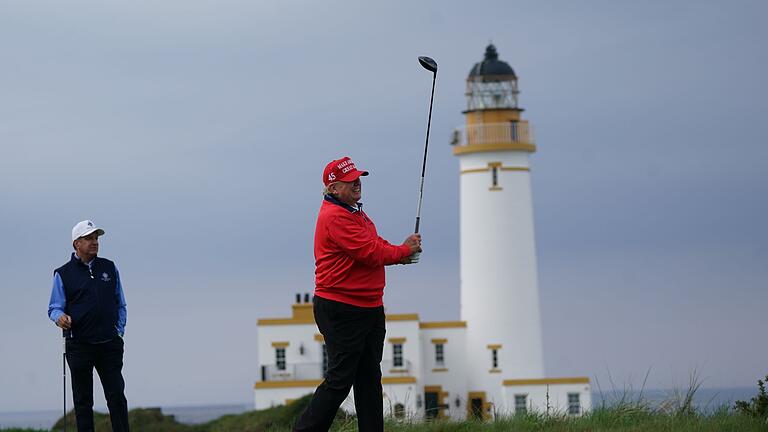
[[323, 156, 369, 186]]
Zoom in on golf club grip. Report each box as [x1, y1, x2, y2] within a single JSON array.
[[414, 217, 420, 233]]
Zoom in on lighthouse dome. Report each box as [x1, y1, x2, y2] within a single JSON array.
[[468, 44, 516, 80]]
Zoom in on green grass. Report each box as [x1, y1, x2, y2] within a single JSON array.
[[6, 380, 768, 432], [4, 398, 766, 432]]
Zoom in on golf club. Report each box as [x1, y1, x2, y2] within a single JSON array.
[[412, 55, 437, 262], [62, 332, 67, 432]]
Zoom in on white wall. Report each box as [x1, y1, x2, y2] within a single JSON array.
[[419, 326, 468, 420], [502, 383, 592, 416], [257, 323, 322, 381], [382, 320, 422, 381]]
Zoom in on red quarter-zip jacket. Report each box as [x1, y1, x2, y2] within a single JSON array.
[[314, 195, 413, 307]]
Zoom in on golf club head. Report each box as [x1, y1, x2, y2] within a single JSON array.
[[418, 56, 438, 73]]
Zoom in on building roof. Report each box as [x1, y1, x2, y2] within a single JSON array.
[[468, 44, 516, 81]]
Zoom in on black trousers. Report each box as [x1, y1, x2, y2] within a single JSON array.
[[66, 337, 129, 432], [294, 296, 386, 432]]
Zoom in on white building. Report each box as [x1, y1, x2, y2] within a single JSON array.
[[254, 44, 591, 420]]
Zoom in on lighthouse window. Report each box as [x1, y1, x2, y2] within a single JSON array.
[[568, 393, 581, 415], [275, 347, 286, 370], [393, 344, 404, 367], [491, 349, 498, 369], [435, 344, 445, 366], [488, 162, 502, 190]]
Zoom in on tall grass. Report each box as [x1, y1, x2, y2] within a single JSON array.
[[10, 372, 768, 432]]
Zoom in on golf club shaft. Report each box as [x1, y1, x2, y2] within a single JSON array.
[[415, 71, 437, 234], [63, 335, 66, 432]]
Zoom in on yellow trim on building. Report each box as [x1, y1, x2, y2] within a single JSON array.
[[382, 376, 417, 384], [487, 344, 502, 349], [460, 166, 530, 175], [258, 317, 315, 326], [389, 369, 410, 374], [419, 321, 467, 329], [463, 109, 522, 124], [386, 313, 419, 321], [489, 186, 503, 191], [291, 303, 313, 320], [460, 167, 490, 174], [453, 142, 536, 155], [432, 368, 449, 373], [503, 377, 590, 386], [254, 379, 323, 389], [271, 341, 290, 348], [489, 369, 502, 374], [259, 309, 419, 326], [314, 334, 324, 342], [257, 302, 316, 326], [255, 376, 421, 389], [430, 338, 448, 344], [388, 337, 407, 344]]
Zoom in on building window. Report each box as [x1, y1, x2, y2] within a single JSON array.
[[514, 394, 527, 414], [275, 347, 286, 370], [568, 393, 581, 415], [393, 343, 403, 367], [394, 403, 405, 419], [491, 349, 498, 369], [435, 344, 445, 366], [322, 344, 328, 378]]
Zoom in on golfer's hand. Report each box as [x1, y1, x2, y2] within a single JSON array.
[[400, 234, 422, 264], [56, 314, 72, 330], [403, 234, 422, 254]]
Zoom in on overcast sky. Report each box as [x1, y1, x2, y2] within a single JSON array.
[[1, 0, 766, 412]]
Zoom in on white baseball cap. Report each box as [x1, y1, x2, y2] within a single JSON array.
[[72, 220, 105, 242]]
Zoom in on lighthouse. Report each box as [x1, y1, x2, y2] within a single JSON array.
[[453, 43, 545, 409]]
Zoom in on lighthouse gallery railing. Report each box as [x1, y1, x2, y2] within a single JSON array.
[[451, 122, 534, 147]]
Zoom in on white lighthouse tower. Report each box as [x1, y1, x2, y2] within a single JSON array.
[[454, 44, 545, 411]]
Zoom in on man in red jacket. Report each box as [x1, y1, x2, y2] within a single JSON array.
[[294, 157, 421, 432]]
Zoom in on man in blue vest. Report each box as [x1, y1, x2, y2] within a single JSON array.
[[48, 220, 129, 432]]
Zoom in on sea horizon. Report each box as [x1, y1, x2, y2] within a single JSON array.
[[0, 386, 757, 429]]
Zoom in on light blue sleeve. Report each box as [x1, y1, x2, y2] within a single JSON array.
[[48, 273, 66, 323], [115, 265, 127, 336]]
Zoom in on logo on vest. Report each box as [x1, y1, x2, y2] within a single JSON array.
[[101, 272, 111, 282]]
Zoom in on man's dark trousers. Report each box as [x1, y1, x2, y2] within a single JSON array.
[[294, 296, 386, 432], [66, 337, 129, 432]]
